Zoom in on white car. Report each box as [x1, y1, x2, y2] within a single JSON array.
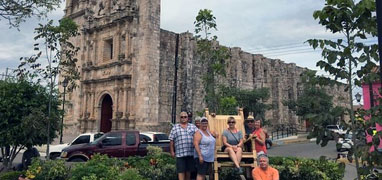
[[139, 131, 169, 143], [49, 132, 104, 159], [326, 125, 346, 135]]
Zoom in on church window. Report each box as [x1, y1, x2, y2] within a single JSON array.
[[104, 38, 113, 61]]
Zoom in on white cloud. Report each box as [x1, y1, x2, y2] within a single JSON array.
[[0, 0, 369, 76]]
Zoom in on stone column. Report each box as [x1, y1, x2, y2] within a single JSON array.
[[132, 0, 161, 129], [85, 91, 90, 131], [121, 79, 129, 129], [112, 82, 120, 130], [93, 33, 98, 65], [127, 88, 134, 129]]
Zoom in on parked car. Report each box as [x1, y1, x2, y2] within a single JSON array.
[[60, 131, 170, 162], [139, 131, 169, 143], [49, 132, 104, 159], [326, 125, 346, 135]]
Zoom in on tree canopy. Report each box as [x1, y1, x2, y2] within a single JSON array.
[[194, 9, 230, 113], [15, 17, 79, 160], [284, 71, 345, 146], [218, 86, 270, 119], [17, 17, 80, 89], [0, 79, 60, 169], [0, 0, 61, 28], [307, 0, 378, 178]]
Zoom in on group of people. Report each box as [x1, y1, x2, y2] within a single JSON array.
[[169, 111, 279, 180]]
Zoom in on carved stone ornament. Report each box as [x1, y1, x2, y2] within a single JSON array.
[[116, 111, 123, 118]]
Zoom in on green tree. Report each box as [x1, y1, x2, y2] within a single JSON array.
[[0, 79, 60, 170], [218, 86, 270, 119], [0, 0, 61, 28], [194, 9, 230, 113], [17, 17, 80, 159], [355, 98, 382, 176], [284, 71, 345, 146], [307, 0, 378, 178], [217, 96, 238, 115]]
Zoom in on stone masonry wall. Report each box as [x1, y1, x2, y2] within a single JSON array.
[[159, 30, 350, 129]]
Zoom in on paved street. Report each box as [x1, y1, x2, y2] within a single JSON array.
[[268, 141, 357, 180]]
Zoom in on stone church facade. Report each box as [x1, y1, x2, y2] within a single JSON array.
[[61, 0, 349, 134]]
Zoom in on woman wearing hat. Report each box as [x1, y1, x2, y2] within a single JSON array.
[[193, 117, 216, 180]]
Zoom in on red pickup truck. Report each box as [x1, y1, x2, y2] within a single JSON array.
[[60, 131, 170, 162]]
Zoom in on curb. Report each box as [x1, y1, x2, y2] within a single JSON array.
[[272, 134, 312, 146], [36, 145, 47, 153]]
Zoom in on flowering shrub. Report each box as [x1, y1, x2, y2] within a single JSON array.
[[25, 158, 68, 180], [0, 171, 25, 180], [269, 156, 345, 180], [15, 150, 344, 180], [126, 146, 176, 180], [119, 168, 147, 180], [69, 154, 123, 180]]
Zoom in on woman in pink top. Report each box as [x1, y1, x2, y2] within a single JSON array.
[[251, 117, 267, 154]]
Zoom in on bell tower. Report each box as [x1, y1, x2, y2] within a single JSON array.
[[62, 0, 161, 133]]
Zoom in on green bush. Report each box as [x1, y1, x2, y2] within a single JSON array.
[[26, 159, 69, 180], [69, 154, 123, 180], [119, 168, 147, 180], [0, 171, 25, 180], [269, 156, 345, 180], [219, 167, 241, 180], [146, 145, 163, 157], [11, 154, 344, 180], [126, 150, 176, 180]]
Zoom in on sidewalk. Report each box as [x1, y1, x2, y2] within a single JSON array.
[[272, 133, 313, 146]]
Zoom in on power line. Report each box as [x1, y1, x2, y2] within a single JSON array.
[[0, 68, 16, 81], [246, 37, 378, 55], [247, 39, 378, 56], [265, 49, 319, 57]]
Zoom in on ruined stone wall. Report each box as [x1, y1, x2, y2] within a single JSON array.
[[158, 30, 348, 128]]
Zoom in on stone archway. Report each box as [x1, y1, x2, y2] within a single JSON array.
[[100, 94, 113, 133]]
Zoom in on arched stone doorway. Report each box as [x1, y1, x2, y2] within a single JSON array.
[[100, 94, 113, 133]]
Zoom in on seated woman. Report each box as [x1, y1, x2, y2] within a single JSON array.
[[252, 116, 267, 154], [222, 116, 244, 172]]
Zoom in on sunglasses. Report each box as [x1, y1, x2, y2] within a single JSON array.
[[247, 120, 254, 123], [228, 121, 236, 124], [180, 116, 188, 118]]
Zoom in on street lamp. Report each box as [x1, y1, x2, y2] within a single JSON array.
[[60, 78, 68, 144], [355, 92, 362, 103]]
